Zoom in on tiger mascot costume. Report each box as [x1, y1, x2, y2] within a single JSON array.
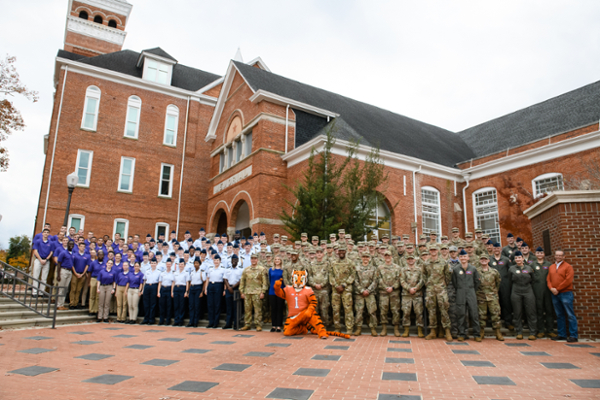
[[274, 270, 350, 339]]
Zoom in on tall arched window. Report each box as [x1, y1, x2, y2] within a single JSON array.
[[124, 96, 141, 139], [163, 105, 179, 146], [366, 198, 391, 241], [79, 11, 89, 20], [473, 187, 500, 244], [81, 86, 101, 131], [421, 186, 441, 239], [533, 173, 563, 198]]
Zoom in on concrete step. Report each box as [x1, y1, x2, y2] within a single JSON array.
[[0, 313, 96, 330], [0, 308, 90, 321]]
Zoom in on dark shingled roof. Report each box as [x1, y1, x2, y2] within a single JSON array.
[[458, 80, 600, 159], [233, 61, 475, 167], [57, 49, 220, 92], [142, 47, 177, 62]]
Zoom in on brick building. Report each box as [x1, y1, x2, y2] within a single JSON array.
[[36, 0, 600, 251]]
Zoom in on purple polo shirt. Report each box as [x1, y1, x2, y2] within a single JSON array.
[[57, 250, 74, 269], [90, 260, 106, 278], [97, 268, 116, 285], [73, 252, 89, 274], [34, 239, 53, 259], [53, 243, 67, 258], [128, 271, 145, 288], [116, 271, 130, 286]]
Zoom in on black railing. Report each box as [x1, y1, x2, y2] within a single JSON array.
[[0, 260, 62, 329]]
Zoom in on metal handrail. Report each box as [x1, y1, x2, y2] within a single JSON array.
[[0, 260, 62, 329]]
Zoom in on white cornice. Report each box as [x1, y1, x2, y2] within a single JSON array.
[[66, 16, 126, 45], [196, 76, 224, 95], [55, 57, 217, 106], [461, 130, 600, 180], [246, 57, 271, 72], [136, 51, 177, 68], [78, 0, 133, 17], [249, 90, 339, 119], [523, 190, 600, 219]]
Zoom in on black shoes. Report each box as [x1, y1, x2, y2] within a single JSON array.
[[567, 337, 578, 342], [551, 336, 567, 341], [270, 327, 276, 332], [223, 325, 232, 329]]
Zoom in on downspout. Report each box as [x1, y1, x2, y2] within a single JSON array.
[[176, 96, 190, 237], [284, 104, 289, 153], [43, 65, 69, 226], [412, 165, 422, 243], [462, 173, 471, 233]]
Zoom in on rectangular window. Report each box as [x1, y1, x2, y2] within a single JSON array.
[[68, 214, 85, 232], [474, 189, 501, 244], [245, 131, 252, 156], [236, 140, 242, 162], [118, 157, 135, 193], [124, 96, 141, 139], [534, 174, 564, 197], [113, 218, 129, 239], [75, 149, 93, 187], [219, 152, 225, 173], [155, 222, 169, 239], [81, 86, 101, 131], [421, 188, 441, 238], [145, 59, 171, 85], [163, 106, 179, 146], [159, 163, 173, 198], [227, 146, 234, 168]]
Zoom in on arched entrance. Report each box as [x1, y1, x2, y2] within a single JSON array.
[[212, 208, 229, 236], [233, 201, 252, 239]]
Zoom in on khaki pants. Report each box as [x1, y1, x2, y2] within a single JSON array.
[[32, 258, 50, 295], [70, 274, 86, 307], [81, 273, 91, 306], [127, 288, 140, 321], [57, 269, 72, 307], [89, 277, 99, 313], [98, 285, 113, 320], [116, 286, 128, 321]]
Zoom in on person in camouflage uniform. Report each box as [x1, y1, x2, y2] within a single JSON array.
[[450, 227, 466, 249], [376, 250, 402, 337], [446, 246, 461, 338], [423, 245, 453, 341], [532, 246, 555, 338], [465, 242, 480, 269], [353, 251, 379, 336], [476, 254, 503, 341], [307, 247, 331, 326], [283, 252, 307, 286], [400, 254, 424, 337], [239, 254, 269, 331], [329, 246, 355, 333]]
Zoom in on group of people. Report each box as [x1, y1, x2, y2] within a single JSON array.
[[29, 224, 578, 342]]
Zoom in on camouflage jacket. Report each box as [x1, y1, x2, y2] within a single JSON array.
[[400, 265, 424, 296], [239, 265, 268, 295], [476, 267, 501, 301], [353, 262, 378, 294], [423, 257, 451, 290], [376, 262, 402, 292], [328, 258, 355, 290], [307, 259, 330, 288], [283, 262, 307, 286]]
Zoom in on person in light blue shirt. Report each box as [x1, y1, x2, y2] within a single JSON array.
[[188, 257, 205, 327], [224, 255, 244, 329], [172, 259, 190, 326], [204, 255, 226, 328], [141, 259, 160, 325], [158, 259, 175, 325]]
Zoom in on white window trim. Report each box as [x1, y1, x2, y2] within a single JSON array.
[[142, 57, 173, 86], [155, 222, 170, 239], [421, 186, 442, 240], [75, 149, 93, 187], [472, 187, 501, 245], [81, 85, 101, 131], [68, 214, 85, 231], [158, 163, 174, 198], [532, 172, 564, 198], [117, 156, 136, 193], [113, 218, 129, 239], [163, 105, 179, 147], [124, 95, 141, 139]]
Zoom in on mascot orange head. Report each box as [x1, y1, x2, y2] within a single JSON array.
[[292, 270, 307, 291]]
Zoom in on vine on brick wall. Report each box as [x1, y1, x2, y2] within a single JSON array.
[[497, 176, 535, 244]]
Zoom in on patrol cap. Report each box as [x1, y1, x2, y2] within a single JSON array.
[[320, 240, 328, 245], [406, 243, 414, 249], [295, 241, 301, 245], [420, 250, 430, 256], [402, 234, 410, 239], [329, 233, 337, 238], [368, 241, 376, 246], [301, 232, 308, 237], [429, 232, 438, 236], [338, 229, 345, 234], [418, 243, 427, 248], [452, 227, 459, 232], [465, 242, 474, 248], [429, 245, 439, 251], [271, 244, 280, 249], [482, 234, 489, 238], [419, 234, 427, 240], [514, 250, 523, 257], [338, 245, 347, 251], [231, 254, 238, 259], [479, 254, 489, 260], [475, 228, 482, 234], [397, 241, 405, 247], [260, 249, 266, 253], [316, 247, 324, 252], [261, 240, 268, 245], [312, 236, 319, 241], [493, 242, 501, 248], [449, 245, 458, 252], [536, 246, 544, 252], [308, 248, 316, 254], [281, 235, 288, 240], [326, 243, 333, 248], [406, 254, 416, 260], [465, 232, 473, 238], [345, 234, 352, 239], [507, 233, 514, 238], [347, 240, 355, 245], [250, 253, 258, 258], [273, 233, 280, 238], [459, 249, 468, 256], [379, 244, 387, 249], [361, 251, 371, 257], [333, 243, 339, 249], [382, 234, 389, 239], [289, 250, 298, 255], [383, 250, 391, 256], [441, 235, 448, 240]]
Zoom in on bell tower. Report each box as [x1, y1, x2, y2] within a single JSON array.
[[63, 0, 133, 57]]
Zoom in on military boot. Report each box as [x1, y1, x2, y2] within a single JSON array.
[[516, 334, 523, 340], [528, 335, 537, 340], [370, 327, 378, 337], [437, 326, 445, 338], [379, 324, 388, 336], [417, 327, 424, 338], [475, 336, 482, 342], [240, 325, 251, 331], [445, 328, 453, 342], [394, 325, 401, 337], [548, 332, 557, 338], [256, 326, 262, 332], [480, 327, 485, 339], [425, 328, 437, 340], [353, 326, 362, 336], [334, 328, 341, 333], [402, 327, 410, 337], [536, 332, 545, 338], [495, 328, 504, 341]]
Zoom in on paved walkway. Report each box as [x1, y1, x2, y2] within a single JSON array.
[[1, 323, 599, 399]]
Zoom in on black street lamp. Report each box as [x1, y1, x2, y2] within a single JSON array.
[[63, 172, 79, 227]]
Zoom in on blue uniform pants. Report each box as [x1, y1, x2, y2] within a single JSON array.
[[159, 286, 172, 324], [225, 289, 238, 327], [173, 286, 186, 325], [142, 284, 158, 324], [207, 282, 224, 327], [189, 285, 202, 326]]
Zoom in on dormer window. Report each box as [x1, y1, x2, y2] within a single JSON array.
[[144, 59, 171, 85]]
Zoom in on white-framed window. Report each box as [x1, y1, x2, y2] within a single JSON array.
[[219, 152, 225, 174], [75, 149, 93, 187], [113, 218, 129, 239], [235, 139, 242, 162], [227, 146, 234, 168], [245, 131, 252, 156], [159, 163, 174, 198], [68, 214, 85, 232], [473, 187, 501, 244], [366, 199, 391, 241], [144, 59, 171, 85], [163, 105, 179, 146], [124, 95, 141, 139], [533, 173, 564, 198], [118, 157, 135, 193], [155, 222, 169, 239], [421, 186, 441, 239], [81, 85, 101, 131]]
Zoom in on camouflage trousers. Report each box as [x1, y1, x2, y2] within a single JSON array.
[[425, 289, 451, 329], [332, 289, 354, 332], [314, 288, 331, 326], [447, 282, 458, 336], [353, 293, 378, 328], [244, 294, 262, 327], [478, 294, 502, 329], [378, 290, 401, 326], [401, 294, 424, 327]]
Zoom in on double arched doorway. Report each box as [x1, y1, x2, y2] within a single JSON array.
[[211, 198, 253, 238]]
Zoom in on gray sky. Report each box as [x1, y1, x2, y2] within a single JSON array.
[[1, 0, 599, 248]]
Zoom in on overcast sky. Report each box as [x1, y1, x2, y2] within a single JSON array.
[[1, 0, 599, 248]]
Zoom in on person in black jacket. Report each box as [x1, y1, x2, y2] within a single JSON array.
[[452, 249, 481, 342]]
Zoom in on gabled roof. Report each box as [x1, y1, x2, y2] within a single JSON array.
[[233, 61, 475, 167], [57, 49, 220, 92], [142, 47, 177, 62], [458, 80, 600, 159]]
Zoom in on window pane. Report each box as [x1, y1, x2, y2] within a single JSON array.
[[116, 221, 126, 236], [536, 176, 563, 195], [146, 67, 156, 82], [157, 225, 166, 237], [228, 147, 234, 168], [219, 153, 224, 173], [162, 165, 171, 180], [245, 132, 252, 155], [126, 121, 137, 137], [474, 189, 500, 244], [158, 70, 168, 84], [167, 115, 176, 130], [77, 167, 87, 184], [236, 141, 242, 161], [71, 218, 81, 232], [79, 152, 89, 168], [421, 189, 440, 237], [122, 159, 132, 175], [86, 98, 97, 114]]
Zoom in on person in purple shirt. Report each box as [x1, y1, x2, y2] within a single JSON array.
[[96, 259, 116, 323], [32, 223, 52, 247], [56, 240, 75, 310], [115, 261, 130, 323], [52, 235, 68, 263], [114, 252, 123, 271], [126, 262, 145, 324], [32, 228, 53, 297], [81, 249, 96, 310], [69, 242, 89, 309], [88, 250, 106, 316], [96, 237, 108, 256]]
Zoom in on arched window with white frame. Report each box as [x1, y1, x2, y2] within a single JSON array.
[[81, 86, 101, 131], [163, 105, 179, 146], [533, 173, 563, 198], [366, 198, 392, 241], [473, 187, 501, 244], [421, 186, 441, 239], [124, 95, 141, 139]]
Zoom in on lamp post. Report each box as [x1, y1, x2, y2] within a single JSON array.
[[63, 172, 79, 227]]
